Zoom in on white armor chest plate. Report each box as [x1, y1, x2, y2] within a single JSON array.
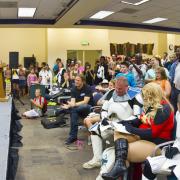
[[107, 100, 133, 120]]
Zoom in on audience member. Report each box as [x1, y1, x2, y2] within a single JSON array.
[[18, 64, 26, 96], [62, 74, 93, 145], [23, 89, 45, 118], [129, 54, 147, 88], [83, 77, 142, 170], [84, 62, 94, 86], [170, 48, 180, 112], [154, 67, 171, 99], [116, 61, 136, 87], [102, 83, 174, 179]]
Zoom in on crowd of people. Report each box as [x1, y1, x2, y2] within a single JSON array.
[[2, 49, 180, 179]]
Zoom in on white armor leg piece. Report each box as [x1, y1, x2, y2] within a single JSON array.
[[83, 135, 102, 169], [96, 147, 115, 180]]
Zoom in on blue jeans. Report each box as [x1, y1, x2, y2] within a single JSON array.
[[69, 104, 91, 139]]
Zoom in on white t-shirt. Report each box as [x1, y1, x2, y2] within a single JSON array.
[[39, 70, 49, 86]]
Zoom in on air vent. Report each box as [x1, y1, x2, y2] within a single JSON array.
[[0, 1, 17, 8], [119, 8, 139, 14]]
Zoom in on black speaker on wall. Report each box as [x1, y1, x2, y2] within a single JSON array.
[[24, 57, 36, 69], [9, 52, 19, 69]]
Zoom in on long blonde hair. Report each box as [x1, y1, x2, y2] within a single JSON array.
[[142, 82, 173, 123]]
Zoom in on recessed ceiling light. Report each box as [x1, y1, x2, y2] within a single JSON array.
[[90, 11, 114, 19], [18, 8, 36, 18], [121, 0, 150, 6], [143, 17, 168, 24]]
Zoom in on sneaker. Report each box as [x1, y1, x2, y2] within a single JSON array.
[[65, 137, 77, 145], [83, 160, 101, 169]]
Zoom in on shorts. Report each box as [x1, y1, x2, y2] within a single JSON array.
[[19, 80, 26, 88], [12, 79, 19, 84]]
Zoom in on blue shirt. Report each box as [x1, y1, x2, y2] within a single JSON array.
[[169, 59, 179, 84], [116, 72, 136, 87]]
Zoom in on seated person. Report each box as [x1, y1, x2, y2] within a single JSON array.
[[23, 89, 45, 118], [84, 79, 116, 129], [61, 72, 72, 88], [143, 94, 180, 180], [154, 67, 171, 99], [95, 79, 109, 94], [102, 82, 174, 180], [62, 74, 94, 145], [83, 77, 143, 169]]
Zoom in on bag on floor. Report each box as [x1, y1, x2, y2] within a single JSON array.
[[41, 114, 67, 129], [46, 105, 62, 117]]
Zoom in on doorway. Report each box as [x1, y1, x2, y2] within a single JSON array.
[[67, 50, 102, 68]]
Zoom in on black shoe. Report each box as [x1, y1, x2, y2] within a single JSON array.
[[65, 137, 77, 145]]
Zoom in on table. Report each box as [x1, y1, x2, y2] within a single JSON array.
[[0, 98, 12, 180]]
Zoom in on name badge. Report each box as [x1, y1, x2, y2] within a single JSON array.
[[80, 93, 85, 97]]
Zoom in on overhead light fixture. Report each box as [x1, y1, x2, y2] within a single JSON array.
[[18, 8, 36, 18], [90, 11, 114, 19], [121, 0, 150, 6], [143, 17, 168, 24]]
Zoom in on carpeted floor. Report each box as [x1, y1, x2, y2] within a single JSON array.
[[15, 97, 99, 180]]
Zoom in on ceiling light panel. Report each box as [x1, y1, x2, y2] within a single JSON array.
[[90, 11, 114, 19], [18, 8, 36, 18], [143, 17, 168, 24], [121, 0, 150, 6]]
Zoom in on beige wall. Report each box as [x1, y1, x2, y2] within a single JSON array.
[[0, 28, 47, 65], [47, 28, 110, 68], [108, 29, 159, 55], [158, 33, 167, 56], [47, 28, 161, 67], [1, 27, 180, 68]]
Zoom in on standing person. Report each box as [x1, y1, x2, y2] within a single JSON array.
[[45, 64, 53, 89], [84, 62, 94, 86], [129, 54, 147, 88], [12, 68, 19, 97], [69, 63, 79, 83], [56, 62, 66, 87], [62, 74, 93, 145], [53, 58, 61, 75], [161, 52, 169, 66], [170, 48, 180, 113], [39, 62, 50, 93], [18, 64, 26, 96], [4, 64, 11, 81], [77, 60, 84, 74], [94, 56, 107, 85], [34, 62, 41, 77], [27, 68, 38, 94], [108, 56, 116, 80], [116, 62, 136, 87], [144, 57, 159, 83]]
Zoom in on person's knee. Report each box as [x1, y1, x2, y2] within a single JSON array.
[[143, 160, 156, 180], [84, 117, 90, 125]]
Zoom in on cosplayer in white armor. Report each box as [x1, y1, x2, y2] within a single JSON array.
[[143, 111, 180, 180], [82, 77, 143, 176]]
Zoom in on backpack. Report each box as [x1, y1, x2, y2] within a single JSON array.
[[39, 96, 47, 114]]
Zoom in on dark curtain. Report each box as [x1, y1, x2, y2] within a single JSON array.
[[110, 42, 154, 56]]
